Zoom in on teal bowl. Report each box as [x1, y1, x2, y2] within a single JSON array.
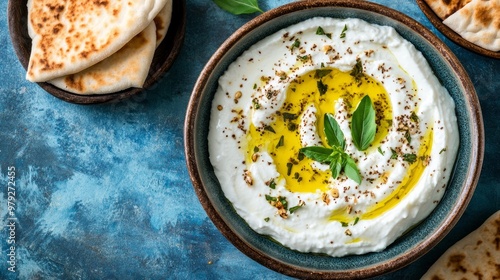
[[184, 0, 483, 278]]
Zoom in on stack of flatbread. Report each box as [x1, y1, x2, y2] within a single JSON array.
[[421, 210, 500, 279], [423, 0, 500, 52], [26, 0, 173, 94]]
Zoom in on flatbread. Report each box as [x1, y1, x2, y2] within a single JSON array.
[[48, 21, 157, 95], [421, 210, 500, 280], [154, 0, 173, 48], [423, 0, 472, 19], [26, 0, 168, 82], [443, 0, 500, 51]]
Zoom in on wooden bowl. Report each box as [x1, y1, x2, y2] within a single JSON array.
[[7, 0, 186, 104]]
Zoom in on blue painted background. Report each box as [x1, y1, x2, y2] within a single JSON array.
[[0, 0, 498, 279]]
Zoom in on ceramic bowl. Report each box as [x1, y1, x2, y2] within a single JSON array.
[[184, 0, 484, 278], [8, 0, 186, 104], [416, 0, 500, 59]]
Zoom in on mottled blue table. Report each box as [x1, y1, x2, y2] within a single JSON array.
[[0, 0, 498, 279]]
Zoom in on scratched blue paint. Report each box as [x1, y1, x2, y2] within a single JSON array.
[[0, 0, 498, 279]]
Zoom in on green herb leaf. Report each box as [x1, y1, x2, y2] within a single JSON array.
[[317, 80, 328, 95], [264, 217, 270, 222], [265, 194, 277, 202], [350, 58, 363, 82], [298, 55, 310, 62], [299, 146, 333, 163], [403, 153, 417, 163], [213, 0, 263, 15], [390, 148, 398, 159], [344, 156, 362, 184], [276, 135, 284, 148], [291, 39, 300, 51], [340, 24, 348, 38], [263, 125, 275, 133], [282, 112, 297, 121], [314, 69, 332, 79], [279, 196, 288, 210], [316, 26, 332, 39], [341, 221, 349, 227], [324, 113, 346, 150], [351, 95, 376, 151], [353, 217, 360, 225], [410, 111, 419, 123], [286, 162, 293, 176], [377, 147, 385, 155], [405, 130, 412, 144], [329, 153, 343, 179], [269, 180, 276, 189], [439, 148, 447, 154], [298, 152, 305, 161], [252, 98, 261, 109], [289, 205, 302, 214]]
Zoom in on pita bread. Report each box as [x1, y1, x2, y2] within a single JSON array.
[[48, 21, 157, 95], [26, 0, 168, 82], [154, 0, 173, 48], [421, 210, 500, 280], [443, 0, 500, 52], [423, 0, 472, 19]]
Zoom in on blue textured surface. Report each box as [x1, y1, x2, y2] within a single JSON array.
[[0, 0, 498, 279]]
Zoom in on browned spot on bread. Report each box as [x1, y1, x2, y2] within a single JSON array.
[[447, 254, 467, 273], [93, 0, 109, 6], [52, 23, 63, 34], [431, 275, 444, 280], [64, 75, 84, 92]]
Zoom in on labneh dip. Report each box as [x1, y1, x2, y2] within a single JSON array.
[[208, 17, 459, 257]]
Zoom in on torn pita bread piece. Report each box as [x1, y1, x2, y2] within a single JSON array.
[[26, 0, 168, 82], [443, 0, 500, 52], [154, 0, 173, 48], [423, 0, 472, 20], [48, 21, 157, 95], [421, 210, 500, 280]]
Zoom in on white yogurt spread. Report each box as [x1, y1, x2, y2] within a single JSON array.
[[208, 17, 459, 257]]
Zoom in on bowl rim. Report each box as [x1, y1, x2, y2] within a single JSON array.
[[7, 0, 187, 105], [184, 0, 484, 278], [415, 0, 500, 59]]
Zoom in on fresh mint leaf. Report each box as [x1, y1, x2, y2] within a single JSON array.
[[351, 95, 376, 151], [213, 0, 263, 15], [299, 146, 333, 163], [329, 153, 343, 179], [344, 156, 362, 184], [324, 113, 346, 149]]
